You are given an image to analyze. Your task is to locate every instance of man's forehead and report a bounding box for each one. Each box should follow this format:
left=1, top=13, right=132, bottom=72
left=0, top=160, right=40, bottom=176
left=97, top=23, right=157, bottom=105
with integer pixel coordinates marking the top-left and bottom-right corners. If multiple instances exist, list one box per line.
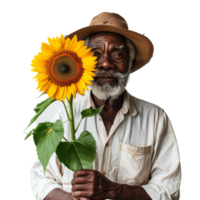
left=89, top=42, right=125, bottom=49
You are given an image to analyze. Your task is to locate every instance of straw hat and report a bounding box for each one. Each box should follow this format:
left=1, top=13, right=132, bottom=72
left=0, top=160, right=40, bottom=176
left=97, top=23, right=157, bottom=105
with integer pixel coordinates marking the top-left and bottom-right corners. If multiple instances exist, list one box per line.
left=67, top=12, right=154, bottom=73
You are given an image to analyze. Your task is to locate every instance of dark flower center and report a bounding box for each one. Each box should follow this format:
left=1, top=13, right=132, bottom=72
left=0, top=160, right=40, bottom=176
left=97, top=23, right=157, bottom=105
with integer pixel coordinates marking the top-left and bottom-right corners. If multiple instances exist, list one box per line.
left=60, top=64, right=70, bottom=73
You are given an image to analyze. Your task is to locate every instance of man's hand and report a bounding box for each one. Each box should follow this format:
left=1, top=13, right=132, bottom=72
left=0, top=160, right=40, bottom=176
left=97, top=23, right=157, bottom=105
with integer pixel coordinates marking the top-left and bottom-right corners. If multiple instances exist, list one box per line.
left=71, top=169, right=122, bottom=199
left=69, top=188, right=92, bottom=200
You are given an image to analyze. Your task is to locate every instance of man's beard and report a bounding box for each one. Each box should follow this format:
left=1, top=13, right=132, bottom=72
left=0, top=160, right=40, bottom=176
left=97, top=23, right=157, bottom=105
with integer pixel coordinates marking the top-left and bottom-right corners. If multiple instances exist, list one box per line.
left=91, top=70, right=130, bottom=104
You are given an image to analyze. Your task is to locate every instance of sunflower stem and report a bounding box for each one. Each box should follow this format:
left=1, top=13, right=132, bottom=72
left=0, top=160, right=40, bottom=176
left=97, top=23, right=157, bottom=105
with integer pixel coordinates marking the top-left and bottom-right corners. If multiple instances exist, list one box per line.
left=67, top=95, right=76, bottom=141
left=62, top=100, right=71, bottom=121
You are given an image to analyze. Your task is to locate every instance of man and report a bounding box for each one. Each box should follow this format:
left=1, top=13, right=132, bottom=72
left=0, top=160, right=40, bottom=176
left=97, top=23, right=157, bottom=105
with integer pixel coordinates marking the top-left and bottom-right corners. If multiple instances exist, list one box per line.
left=30, top=12, right=181, bottom=200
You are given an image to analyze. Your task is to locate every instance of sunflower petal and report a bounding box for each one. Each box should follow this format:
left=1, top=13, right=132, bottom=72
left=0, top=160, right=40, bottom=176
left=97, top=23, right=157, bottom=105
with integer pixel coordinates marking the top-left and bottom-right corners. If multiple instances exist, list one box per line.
left=55, top=86, right=61, bottom=101
left=51, top=35, right=61, bottom=51
left=33, top=73, right=48, bottom=81
left=84, top=70, right=96, bottom=77
left=64, top=37, right=70, bottom=51
left=83, top=72, right=94, bottom=80
left=62, top=86, right=68, bottom=102
left=81, top=76, right=93, bottom=86
left=29, top=52, right=47, bottom=64
left=41, top=42, right=54, bottom=57
left=48, top=83, right=57, bottom=98
left=66, top=86, right=72, bottom=101
left=28, top=58, right=47, bottom=68
left=60, top=34, right=65, bottom=50
left=70, top=35, right=78, bottom=51
left=75, top=82, right=84, bottom=96
left=78, top=48, right=93, bottom=58
left=47, top=37, right=57, bottom=52
left=31, top=67, right=47, bottom=73
left=79, top=79, right=89, bottom=91
left=70, top=84, right=76, bottom=99
left=37, top=78, right=49, bottom=90
left=82, top=58, right=97, bottom=68
left=39, top=80, right=51, bottom=93
left=73, top=40, right=85, bottom=53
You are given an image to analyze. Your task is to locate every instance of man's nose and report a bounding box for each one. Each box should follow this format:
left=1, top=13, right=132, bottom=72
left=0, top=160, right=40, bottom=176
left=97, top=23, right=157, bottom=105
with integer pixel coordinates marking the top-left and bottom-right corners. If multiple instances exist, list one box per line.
left=97, top=54, right=114, bottom=70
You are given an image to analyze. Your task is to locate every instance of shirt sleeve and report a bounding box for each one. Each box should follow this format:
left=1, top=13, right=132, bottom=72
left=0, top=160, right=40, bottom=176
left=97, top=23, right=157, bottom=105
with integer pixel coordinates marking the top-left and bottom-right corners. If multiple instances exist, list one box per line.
left=30, top=108, right=71, bottom=200
left=141, top=111, right=181, bottom=200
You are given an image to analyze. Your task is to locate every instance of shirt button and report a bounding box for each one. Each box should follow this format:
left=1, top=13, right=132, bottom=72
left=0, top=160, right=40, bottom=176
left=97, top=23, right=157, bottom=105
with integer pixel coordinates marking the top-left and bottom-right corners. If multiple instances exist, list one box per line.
left=102, top=171, right=106, bottom=175
left=99, top=118, right=102, bottom=121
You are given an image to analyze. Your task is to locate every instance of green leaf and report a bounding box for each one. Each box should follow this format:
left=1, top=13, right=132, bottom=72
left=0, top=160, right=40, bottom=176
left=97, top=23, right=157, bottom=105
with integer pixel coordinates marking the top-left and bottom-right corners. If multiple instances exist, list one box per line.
left=81, top=106, right=104, bottom=120
left=26, top=98, right=56, bottom=129
left=21, top=127, right=36, bottom=143
left=34, top=92, right=45, bottom=100
left=56, top=131, right=96, bottom=172
left=33, top=120, right=64, bottom=172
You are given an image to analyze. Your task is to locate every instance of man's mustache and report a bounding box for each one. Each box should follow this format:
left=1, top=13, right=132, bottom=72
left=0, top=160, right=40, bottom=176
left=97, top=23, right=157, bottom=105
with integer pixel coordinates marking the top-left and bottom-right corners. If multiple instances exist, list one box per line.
left=94, top=70, right=129, bottom=79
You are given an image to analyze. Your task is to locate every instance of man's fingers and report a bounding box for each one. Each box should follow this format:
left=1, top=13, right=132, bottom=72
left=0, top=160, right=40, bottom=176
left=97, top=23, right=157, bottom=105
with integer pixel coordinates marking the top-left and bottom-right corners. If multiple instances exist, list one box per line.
left=73, top=191, right=93, bottom=198
left=72, top=183, right=90, bottom=191
left=71, top=176, right=89, bottom=185
left=73, top=169, right=92, bottom=178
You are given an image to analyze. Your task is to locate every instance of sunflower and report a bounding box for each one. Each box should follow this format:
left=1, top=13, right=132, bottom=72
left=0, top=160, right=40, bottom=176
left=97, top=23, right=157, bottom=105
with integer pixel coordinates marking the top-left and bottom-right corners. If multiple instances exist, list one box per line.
left=31, top=34, right=97, bottom=101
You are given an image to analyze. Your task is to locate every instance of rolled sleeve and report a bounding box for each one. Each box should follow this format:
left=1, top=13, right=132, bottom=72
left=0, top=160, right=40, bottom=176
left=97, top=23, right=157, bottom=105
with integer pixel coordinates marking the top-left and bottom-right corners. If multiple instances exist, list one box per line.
left=30, top=156, right=63, bottom=200
left=141, top=111, right=181, bottom=200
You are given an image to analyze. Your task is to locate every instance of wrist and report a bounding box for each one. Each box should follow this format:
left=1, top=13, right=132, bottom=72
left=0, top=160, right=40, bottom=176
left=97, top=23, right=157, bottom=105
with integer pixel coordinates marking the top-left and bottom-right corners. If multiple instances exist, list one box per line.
left=106, top=182, right=127, bottom=199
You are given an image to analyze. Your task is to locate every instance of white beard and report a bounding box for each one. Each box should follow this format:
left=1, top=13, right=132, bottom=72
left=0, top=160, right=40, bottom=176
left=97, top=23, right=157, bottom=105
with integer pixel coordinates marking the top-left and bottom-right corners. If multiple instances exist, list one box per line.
left=91, top=70, right=130, bottom=104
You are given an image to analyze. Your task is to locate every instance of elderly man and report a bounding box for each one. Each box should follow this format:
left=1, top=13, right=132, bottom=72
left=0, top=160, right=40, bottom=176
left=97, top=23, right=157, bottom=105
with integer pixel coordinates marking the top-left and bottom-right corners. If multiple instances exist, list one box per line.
left=30, top=12, right=181, bottom=200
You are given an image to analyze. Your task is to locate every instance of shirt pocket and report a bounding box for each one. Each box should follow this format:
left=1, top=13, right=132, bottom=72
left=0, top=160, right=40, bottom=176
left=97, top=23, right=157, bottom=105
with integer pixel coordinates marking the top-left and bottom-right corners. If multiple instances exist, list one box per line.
left=116, top=141, right=151, bottom=186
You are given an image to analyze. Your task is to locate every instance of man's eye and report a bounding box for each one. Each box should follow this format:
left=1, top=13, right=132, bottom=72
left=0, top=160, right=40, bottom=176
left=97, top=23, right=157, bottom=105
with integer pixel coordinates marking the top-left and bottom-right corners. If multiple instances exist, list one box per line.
left=114, top=54, right=122, bottom=58
left=93, top=52, right=101, bottom=60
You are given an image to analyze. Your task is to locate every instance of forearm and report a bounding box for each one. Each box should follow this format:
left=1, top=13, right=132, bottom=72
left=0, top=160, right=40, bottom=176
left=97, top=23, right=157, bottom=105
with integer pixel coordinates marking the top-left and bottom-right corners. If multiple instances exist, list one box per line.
left=44, top=188, right=72, bottom=200
left=110, top=184, right=152, bottom=200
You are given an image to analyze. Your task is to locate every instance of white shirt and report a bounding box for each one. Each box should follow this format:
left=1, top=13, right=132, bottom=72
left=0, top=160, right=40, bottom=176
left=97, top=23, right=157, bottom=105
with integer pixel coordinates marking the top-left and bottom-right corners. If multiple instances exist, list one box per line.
left=30, top=90, right=181, bottom=200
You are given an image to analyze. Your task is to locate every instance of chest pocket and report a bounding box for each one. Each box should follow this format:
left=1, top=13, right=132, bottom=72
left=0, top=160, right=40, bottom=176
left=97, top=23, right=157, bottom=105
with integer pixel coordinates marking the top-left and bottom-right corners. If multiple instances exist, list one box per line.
left=116, top=141, right=151, bottom=186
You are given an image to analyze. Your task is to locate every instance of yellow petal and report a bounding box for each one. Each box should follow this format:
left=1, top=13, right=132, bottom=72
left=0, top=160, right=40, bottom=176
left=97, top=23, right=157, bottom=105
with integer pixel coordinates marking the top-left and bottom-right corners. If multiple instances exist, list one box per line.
left=70, top=84, right=76, bottom=99
left=33, top=73, right=48, bottom=81
left=78, top=48, right=93, bottom=58
left=28, top=58, right=47, bottom=68
left=81, top=76, right=93, bottom=86
left=47, top=37, right=57, bottom=51
left=80, top=79, right=89, bottom=91
left=41, top=42, right=54, bottom=57
left=40, top=81, right=51, bottom=95
left=64, top=37, right=70, bottom=51
left=69, top=35, right=78, bottom=51
left=31, top=67, right=47, bottom=73
left=37, top=78, right=49, bottom=89
left=29, top=52, right=47, bottom=64
left=82, top=72, right=94, bottom=81
left=51, top=35, right=61, bottom=51
left=82, top=58, right=97, bottom=68
left=83, top=52, right=96, bottom=59
left=73, top=40, right=85, bottom=53
left=75, top=82, right=84, bottom=96
left=84, top=70, right=96, bottom=77
left=48, top=83, right=57, bottom=98
left=60, top=34, right=65, bottom=50
left=66, top=86, right=72, bottom=101
left=62, top=86, right=68, bottom=102
left=55, top=86, right=61, bottom=101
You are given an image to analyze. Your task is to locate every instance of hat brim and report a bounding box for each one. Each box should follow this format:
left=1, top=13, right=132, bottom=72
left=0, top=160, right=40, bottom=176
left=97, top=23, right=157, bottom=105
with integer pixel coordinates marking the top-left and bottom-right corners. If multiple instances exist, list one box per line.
left=67, top=25, right=154, bottom=73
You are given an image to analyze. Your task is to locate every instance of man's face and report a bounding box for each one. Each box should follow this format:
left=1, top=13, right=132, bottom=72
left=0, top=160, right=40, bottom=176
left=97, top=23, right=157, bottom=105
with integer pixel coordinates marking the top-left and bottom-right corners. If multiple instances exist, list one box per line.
left=88, top=32, right=131, bottom=101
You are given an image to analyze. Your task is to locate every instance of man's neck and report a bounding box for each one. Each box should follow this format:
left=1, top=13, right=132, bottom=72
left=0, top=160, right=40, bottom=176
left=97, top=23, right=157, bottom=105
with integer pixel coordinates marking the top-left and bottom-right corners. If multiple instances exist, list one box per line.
left=92, top=92, right=124, bottom=112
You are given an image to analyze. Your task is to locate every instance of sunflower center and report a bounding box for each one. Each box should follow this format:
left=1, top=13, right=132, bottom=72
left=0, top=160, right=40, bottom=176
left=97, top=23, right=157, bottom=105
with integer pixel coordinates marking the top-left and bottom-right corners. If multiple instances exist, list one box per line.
left=46, top=51, right=84, bottom=87
left=60, top=64, right=70, bottom=73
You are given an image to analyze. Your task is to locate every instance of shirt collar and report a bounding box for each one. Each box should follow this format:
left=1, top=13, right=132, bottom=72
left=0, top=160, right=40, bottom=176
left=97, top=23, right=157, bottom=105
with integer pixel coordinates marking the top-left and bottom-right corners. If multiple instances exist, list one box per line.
left=83, top=90, right=137, bottom=117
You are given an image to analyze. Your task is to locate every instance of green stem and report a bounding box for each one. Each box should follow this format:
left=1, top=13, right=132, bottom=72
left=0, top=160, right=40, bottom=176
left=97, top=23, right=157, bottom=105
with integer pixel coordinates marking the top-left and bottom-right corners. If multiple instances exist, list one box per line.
left=67, top=95, right=76, bottom=141
left=61, top=96, right=76, bottom=141
left=75, top=119, right=82, bottom=134
left=62, top=120, right=69, bottom=124
left=62, top=100, right=70, bottom=121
